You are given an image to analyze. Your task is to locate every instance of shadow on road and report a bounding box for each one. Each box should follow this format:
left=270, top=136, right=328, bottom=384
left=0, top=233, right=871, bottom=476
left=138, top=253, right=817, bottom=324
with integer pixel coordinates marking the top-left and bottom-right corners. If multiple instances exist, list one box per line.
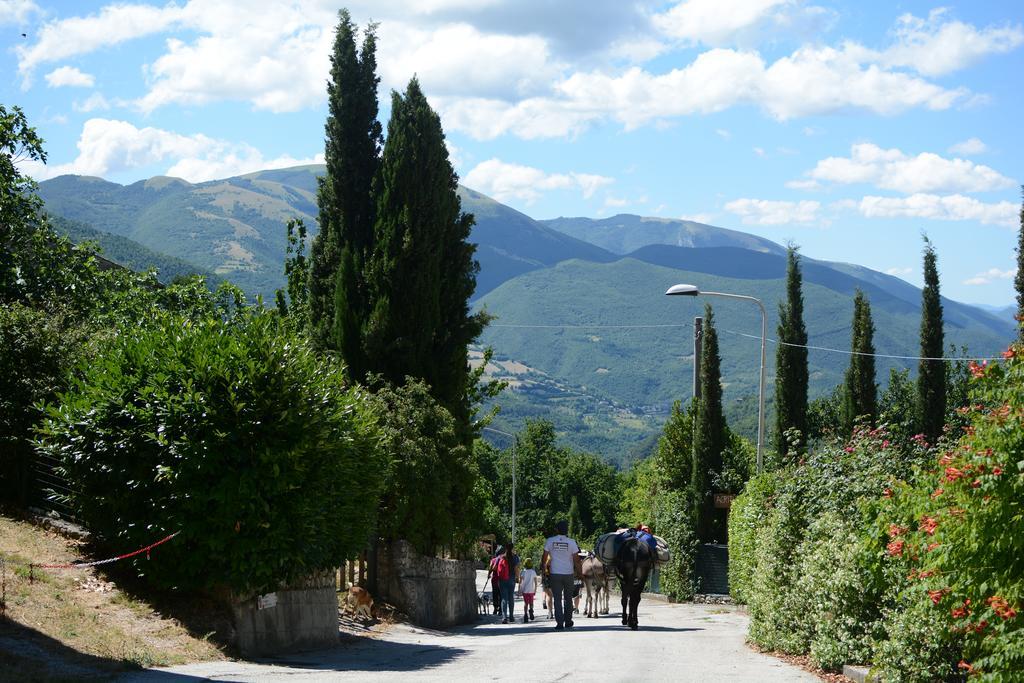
left=256, top=638, right=469, bottom=673
left=456, top=621, right=704, bottom=636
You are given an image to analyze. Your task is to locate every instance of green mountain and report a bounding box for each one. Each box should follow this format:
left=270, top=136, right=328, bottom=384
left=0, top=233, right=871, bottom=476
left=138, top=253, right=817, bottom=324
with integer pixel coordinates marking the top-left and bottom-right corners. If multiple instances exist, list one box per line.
left=37, top=166, right=1016, bottom=465
left=474, top=256, right=1013, bottom=465
left=48, top=214, right=219, bottom=285
left=541, top=214, right=786, bottom=255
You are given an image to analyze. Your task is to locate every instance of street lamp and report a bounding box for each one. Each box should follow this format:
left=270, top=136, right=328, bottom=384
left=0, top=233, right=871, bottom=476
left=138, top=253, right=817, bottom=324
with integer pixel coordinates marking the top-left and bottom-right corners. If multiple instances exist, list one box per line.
left=482, top=426, right=517, bottom=545
left=665, top=283, right=767, bottom=474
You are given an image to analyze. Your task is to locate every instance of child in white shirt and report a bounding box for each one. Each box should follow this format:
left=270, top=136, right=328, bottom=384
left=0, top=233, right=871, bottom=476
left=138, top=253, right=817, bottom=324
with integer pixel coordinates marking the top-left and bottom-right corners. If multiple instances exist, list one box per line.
left=519, top=557, right=538, bottom=623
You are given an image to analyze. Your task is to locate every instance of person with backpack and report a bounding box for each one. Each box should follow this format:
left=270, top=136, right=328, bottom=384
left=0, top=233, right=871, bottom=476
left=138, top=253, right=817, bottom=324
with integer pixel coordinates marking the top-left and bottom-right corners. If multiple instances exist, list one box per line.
left=495, top=543, right=521, bottom=624
left=542, top=520, right=581, bottom=630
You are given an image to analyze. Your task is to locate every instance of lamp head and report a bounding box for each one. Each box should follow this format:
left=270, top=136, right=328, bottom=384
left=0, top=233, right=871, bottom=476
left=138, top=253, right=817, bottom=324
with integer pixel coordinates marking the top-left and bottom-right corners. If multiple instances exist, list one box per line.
left=665, top=283, right=700, bottom=296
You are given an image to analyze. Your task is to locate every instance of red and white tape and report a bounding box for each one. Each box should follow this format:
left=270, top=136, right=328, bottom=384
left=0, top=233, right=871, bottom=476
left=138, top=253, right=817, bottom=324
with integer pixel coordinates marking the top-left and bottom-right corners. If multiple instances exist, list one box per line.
left=31, top=531, right=180, bottom=572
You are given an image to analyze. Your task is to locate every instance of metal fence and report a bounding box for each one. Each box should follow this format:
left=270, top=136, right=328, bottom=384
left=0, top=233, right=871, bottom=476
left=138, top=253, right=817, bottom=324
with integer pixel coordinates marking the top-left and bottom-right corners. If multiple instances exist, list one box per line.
left=32, top=451, right=79, bottom=521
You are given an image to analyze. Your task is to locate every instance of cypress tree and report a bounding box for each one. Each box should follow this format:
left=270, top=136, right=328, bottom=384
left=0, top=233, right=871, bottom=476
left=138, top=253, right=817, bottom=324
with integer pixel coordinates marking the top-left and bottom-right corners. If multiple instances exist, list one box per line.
left=917, top=237, right=946, bottom=443
left=568, top=496, right=582, bottom=540
left=691, top=303, right=726, bottom=542
left=308, top=9, right=382, bottom=366
left=774, top=246, right=809, bottom=459
left=842, top=290, right=877, bottom=433
left=363, top=78, right=487, bottom=423
left=1015, top=186, right=1024, bottom=339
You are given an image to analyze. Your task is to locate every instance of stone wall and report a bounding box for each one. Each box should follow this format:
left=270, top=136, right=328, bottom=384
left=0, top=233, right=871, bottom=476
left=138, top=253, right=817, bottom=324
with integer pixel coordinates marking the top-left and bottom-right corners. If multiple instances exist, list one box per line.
left=377, top=540, right=478, bottom=629
left=230, top=570, right=338, bottom=657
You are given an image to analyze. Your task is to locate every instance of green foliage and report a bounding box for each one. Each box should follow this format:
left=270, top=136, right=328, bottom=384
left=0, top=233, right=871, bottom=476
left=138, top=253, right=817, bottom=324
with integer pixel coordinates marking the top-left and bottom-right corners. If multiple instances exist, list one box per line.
left=567, top=496, right=582, bottom=539
left=475, top=420, right=620, bottom=544
left=808, top=384, right=844, bottom=444
left=653, top=489, right=697, bottom=601
left=727, top=471, right=777, bottom=605
left=655, top=400, right=694, bottom=490
left=1, top=104, right=46, bottom=299
left=371, top=379, right=477, bottom=555
left=774, top=246, right=810, bottom=458
left=842, top=290, right=877, bottom=433
left=617, top=454, right=659, bottom=528
left=692, top=304, right=727, bottom=541
left=880, top=368, right=917, bottom=444
left=308, top=9, right=382, bottom=353
left=916, top=237, right=946, bottom=443
left=37, top=309, right=383, bottom=595
left=0, top=303, right=87, bottom=505
left=276, top=218, right=310, bottom=330
left=364, top=77, right=487, bottom=425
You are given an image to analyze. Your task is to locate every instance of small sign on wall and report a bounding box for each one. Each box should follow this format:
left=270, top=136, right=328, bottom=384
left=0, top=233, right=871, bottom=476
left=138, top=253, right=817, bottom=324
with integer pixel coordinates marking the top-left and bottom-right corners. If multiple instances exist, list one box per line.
left=257, top=592, right=278, bottom=610
left=714, top=494, right=736, bottom=509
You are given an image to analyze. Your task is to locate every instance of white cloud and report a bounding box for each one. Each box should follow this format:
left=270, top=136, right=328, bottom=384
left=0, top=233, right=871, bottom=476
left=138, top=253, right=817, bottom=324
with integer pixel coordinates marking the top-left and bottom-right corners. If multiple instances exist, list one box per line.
left=652, top=0, right=833, bottom=48
left=804, top=143, right=1014, bottom=194
left=0, top=0, right=38, bottom=25
left=885, top=267, right=913, bottom=277
left=857, top=194, right=1018, bottom=227
left=715, top=128, right=731, bottom=139
left=964, top=268, right=1017, bottom=286
left=18, top=118, right=324, bottom=183
left=948, top=137, right=987, bottom=156
left=604, top=196, right=628, bottom=208
left=882, top=9, right=1024, bottom=77
left=785, top=179, right=820, bottom=191
left=724, top=198, right=820, bottom=225
left=44, top=66, right=95, bottom=88
left=462, top=158, right=613, bottom=204
left=73, top=93, right=111, bottom=113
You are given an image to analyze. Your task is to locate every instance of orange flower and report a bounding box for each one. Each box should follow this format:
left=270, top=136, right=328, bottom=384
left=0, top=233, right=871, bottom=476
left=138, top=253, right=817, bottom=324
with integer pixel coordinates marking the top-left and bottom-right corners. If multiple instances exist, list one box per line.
left=931, top=488, right=945, bottom=499
left=919, top=516, right=939, bottom=535
left=958, top=660, right=974, bottom=673
left=1003, top=346, right=1016, bottom=360
left=927, top=542, right=941, bottom=552
left=971, top=478, right=981, bottom=489
left=943, top=467, right=964, bottom=483
left=882, top=488, right=893, bottom=499
left=993, top=466, right=1003, bottom=476
left=889, top=523, right=907, bottom=537
left=886, top=539, right=905, bottom=557
left=928, top=589, right=948, bottom=605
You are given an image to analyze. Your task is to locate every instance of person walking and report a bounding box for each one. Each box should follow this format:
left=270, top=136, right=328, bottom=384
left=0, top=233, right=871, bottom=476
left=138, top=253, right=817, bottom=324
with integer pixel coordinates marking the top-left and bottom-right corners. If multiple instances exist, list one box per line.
left=542, top=520, right=581, bottom=630
left=486, top=546, right=504, bottom=615
left=519, top=557, right=538, bottom=623
left=496, top=543, right=521, bottom=624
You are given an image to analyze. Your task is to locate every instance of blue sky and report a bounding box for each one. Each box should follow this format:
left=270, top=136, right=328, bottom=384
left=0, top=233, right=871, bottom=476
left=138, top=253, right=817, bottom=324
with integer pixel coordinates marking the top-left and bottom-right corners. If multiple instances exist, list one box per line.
left=2, top=0, right=1022, bottom=305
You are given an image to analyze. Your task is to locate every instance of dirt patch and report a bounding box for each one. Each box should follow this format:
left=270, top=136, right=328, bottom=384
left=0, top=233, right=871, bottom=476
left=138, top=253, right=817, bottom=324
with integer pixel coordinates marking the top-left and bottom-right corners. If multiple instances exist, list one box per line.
left=750, top=643, right=854, bottom=683
left=0, top=515, right=226, bottom=680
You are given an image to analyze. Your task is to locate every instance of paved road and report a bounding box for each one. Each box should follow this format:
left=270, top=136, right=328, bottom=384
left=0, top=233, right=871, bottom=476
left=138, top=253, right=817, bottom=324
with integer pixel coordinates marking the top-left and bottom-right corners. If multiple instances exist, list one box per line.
left=121, top=596, right=818, bottom=682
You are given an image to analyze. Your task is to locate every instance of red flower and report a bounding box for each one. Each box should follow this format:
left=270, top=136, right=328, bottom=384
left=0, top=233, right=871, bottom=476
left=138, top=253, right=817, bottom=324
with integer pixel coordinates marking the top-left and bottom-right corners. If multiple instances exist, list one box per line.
left=943, top=467, right=964, bottom=483
left=987, top=596, right=1017, bottom=619
left=951, top=599, right=972, bottom=619
left=919, top=516, right=939, bottom=535
left=886, top=539, right=905, bottom=557
left=938, top=453, right=955, bottom=466
left=882, top=488, right=893, bottom=499
left=1003, top=346, right=1016, bottom=360
left=918, top=569, right=936, bottom=579
left=958, top=660, right=974, bottom=673
left=993, top=466, right=1003, bottom=476
left=971, top=478, right=981, bottom=489
left=928, top=589, right=948, bottom=605
left=931, top=488, right=945, bottom=499
left=969, top=361, right=987, bottom=378
left=889, top=523, right=907, bottom=537
left=927, top=542, right=941, bottom=552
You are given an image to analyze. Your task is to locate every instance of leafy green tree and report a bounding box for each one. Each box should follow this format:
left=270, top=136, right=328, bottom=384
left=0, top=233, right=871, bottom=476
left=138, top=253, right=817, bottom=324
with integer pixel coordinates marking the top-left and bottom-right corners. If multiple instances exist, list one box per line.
left=308, top=9, right=382, bottom=362
left=276, top=218, right=310, bottom=329
left=774, top=245, right=809, bottom=458
left=842, top=290, right=877, bottom=433
left=1016, top=186, right=1024, bottom=339
left=808, top=384, right=844, bottom=443
left=916, top=237, right=946, bottom=443
left=364, top=77, right=487, bottom=425
left=692, top=303, right=727, bottom=542
left=880, top=368, right=916, bottom=443
left=656, top=400, right=695, bottom=491
left=38, top=309, right=383, bottom=594
left=372, top=379, right=475, bottom=554
left=1, top=104, right=46, bottom=301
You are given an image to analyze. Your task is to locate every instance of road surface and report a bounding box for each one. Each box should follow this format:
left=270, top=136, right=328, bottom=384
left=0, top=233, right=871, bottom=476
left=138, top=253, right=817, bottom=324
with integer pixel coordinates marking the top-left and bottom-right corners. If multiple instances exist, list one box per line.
left=120, top=594, right=819, bottom=682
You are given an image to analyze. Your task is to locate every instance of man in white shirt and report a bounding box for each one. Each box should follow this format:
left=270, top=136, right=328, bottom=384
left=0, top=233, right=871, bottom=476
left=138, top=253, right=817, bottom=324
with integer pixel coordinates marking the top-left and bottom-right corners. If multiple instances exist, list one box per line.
left=542, top=520, right=582, bottom=630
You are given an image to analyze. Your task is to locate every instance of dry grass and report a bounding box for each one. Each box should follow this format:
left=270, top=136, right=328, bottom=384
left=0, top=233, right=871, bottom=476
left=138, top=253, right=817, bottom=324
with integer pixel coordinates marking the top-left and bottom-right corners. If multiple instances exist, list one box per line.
left=0, top=515, right=226, bottom=680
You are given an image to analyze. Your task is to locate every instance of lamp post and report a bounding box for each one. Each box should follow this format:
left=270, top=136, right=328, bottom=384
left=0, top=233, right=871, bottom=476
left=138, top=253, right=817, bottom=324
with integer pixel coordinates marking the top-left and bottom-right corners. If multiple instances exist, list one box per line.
left=483, top=426, right=517, bottom=545
left=665, top=284, right=767, bottom=474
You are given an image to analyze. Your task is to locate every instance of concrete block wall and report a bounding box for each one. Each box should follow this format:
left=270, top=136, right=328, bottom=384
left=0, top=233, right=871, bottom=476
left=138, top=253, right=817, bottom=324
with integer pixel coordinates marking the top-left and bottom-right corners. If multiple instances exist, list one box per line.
left=378, top=540, right=478, bottom=629
left=230, top=569, right=339, bottom=657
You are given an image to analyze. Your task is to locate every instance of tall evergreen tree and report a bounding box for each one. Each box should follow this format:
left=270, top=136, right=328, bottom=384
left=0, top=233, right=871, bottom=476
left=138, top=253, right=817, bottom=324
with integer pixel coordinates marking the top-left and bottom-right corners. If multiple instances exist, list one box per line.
left=1015, top=186, right=1024, bottom=339
left=567, top=496, right=582, bottom=540
left=691, top=304, right=726, bottom=542
left=363, top=78, right=487, bottom=424
left=307, top=9, right=382, bottom=366
left=917, top=237, right=946, bottom=443
left=842, top=290, right=877, bottom=433
left=774, top=246, right=809, bottom=458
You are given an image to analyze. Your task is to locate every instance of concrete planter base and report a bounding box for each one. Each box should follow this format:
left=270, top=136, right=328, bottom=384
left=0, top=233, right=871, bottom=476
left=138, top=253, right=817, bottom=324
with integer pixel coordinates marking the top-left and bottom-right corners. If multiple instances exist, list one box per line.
left=230, top=570, right=339, bottom=657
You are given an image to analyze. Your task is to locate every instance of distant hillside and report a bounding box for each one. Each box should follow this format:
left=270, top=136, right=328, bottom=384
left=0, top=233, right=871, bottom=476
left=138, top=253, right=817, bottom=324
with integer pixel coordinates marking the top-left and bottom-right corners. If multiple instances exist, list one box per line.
left=475, top=257, right=1013, bottom=463
left=38, top=167, right=617, bottom=301
left=49, top=214, right=219, bottom=285
left=541, top=214, right=786, bottom=255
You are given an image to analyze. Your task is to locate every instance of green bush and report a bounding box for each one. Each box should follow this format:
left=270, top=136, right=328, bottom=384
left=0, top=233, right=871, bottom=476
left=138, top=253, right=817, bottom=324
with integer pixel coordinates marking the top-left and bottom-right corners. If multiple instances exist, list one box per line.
left=38, top=309, right=382, bottom=595
left=654, top=489, right=697, bottom=601
left=727, top=471, right=777, bottom=605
